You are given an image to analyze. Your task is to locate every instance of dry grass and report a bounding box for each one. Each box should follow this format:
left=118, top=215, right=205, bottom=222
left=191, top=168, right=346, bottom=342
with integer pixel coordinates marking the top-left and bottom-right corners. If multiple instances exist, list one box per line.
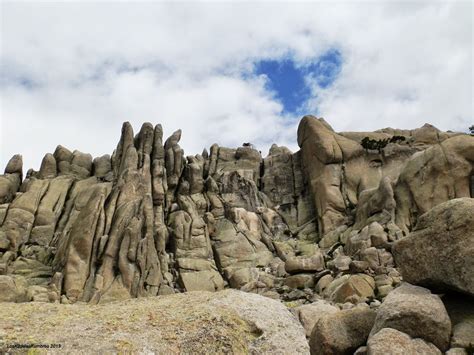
left=0, top=291, right=260, bottom=354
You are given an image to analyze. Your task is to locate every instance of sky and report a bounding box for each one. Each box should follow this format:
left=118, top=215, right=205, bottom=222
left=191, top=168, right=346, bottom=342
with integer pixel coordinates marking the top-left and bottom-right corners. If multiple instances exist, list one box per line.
left=1, top=1, right=472, bottom=172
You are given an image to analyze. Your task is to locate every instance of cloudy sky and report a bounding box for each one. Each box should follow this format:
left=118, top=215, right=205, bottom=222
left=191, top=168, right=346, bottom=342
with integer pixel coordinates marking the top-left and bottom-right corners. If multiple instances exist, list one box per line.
left=1, top=1, right=472, bottom=171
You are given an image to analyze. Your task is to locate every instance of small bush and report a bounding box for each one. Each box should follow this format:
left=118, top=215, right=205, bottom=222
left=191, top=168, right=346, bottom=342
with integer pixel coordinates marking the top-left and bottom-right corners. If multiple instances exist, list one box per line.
left=361, top=135, right=406, bottom=152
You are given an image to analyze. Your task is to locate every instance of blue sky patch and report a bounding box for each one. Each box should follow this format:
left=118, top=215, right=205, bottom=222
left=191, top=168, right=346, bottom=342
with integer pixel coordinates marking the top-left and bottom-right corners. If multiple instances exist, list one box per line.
left=18, top=78, right=37, bottom=89
left=254, top=49, right=342, bottom=114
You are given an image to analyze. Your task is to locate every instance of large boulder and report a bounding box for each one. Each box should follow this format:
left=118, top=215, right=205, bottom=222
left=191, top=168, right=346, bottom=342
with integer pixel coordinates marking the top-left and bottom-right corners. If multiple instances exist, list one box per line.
left=393, top=198, right=474, bottom=296
left=293, top=300, right=339, bottom=337
left=370, top=283, right=451, bottom=351
left=323, top=274, right=375, bottom=304
left=0, top=155, right=23, bottom=205
left=178, top=270, right=225, bottom=292
left=38, top=153, right=57, bottom=179
left=285, top=253, right=325, bottom=274
left=395, top=135, right=474, bottom=232
left=0, top=289, right=309, bottom=354
left=309, top=304, right=376, bottom=355
left=367, top=328, right=441, bottom=355
left=0, top=275, right=28, bottom=302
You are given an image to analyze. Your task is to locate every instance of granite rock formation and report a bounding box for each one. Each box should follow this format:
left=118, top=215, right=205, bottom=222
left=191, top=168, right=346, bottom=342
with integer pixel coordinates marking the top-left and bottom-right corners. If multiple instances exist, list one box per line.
left=393, top=198, right=474, bottom=296
left=0, top=115, right=473, bottom=353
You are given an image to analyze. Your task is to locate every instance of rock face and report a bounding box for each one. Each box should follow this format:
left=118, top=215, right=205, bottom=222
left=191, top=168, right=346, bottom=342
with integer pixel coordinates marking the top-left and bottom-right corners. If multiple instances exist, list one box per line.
left=297, top=116, right=471, bottom=236
left=393, top=198, right=474, bottom=296
left=0, top=120, right=321, bottom=305
left=394, top=135, right=474, bottom=233
left=0, top=289, right=309, bottom=354
left=1, top=115, right=473, bottom=353
left=0, top=115, right=472, bottom=314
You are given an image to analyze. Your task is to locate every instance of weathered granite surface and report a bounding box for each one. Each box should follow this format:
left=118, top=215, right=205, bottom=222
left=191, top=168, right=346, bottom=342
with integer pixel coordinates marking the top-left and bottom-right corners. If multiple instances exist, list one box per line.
left=0, top=116, right=472, bottom=306
left=1, top=115, right=473, bottom=354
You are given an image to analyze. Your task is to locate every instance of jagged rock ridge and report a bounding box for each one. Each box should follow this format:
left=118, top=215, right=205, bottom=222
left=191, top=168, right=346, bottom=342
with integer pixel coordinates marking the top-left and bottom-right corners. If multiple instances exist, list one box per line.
left=0, top=116, right=472, bottom=308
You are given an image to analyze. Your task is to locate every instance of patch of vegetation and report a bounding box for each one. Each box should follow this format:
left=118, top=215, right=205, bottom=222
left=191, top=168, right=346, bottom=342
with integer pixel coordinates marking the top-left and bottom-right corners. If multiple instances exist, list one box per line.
left=361, top=135, right=406, bottom=152
left=283, top=301, right=300, bottom=308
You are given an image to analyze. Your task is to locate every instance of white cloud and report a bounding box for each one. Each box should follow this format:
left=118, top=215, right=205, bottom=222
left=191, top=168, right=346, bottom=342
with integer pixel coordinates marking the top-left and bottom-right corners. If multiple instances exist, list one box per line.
left=310, top=1, right=473, bottom=133
left=1, top=1, right=472, bottom=171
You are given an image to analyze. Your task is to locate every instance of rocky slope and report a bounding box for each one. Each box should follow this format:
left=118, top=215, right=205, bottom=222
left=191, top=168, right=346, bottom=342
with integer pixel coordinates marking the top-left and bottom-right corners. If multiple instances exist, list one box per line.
left=0, top=289, right=309, bottom=354
left=0, top=115, right=473, bottom=354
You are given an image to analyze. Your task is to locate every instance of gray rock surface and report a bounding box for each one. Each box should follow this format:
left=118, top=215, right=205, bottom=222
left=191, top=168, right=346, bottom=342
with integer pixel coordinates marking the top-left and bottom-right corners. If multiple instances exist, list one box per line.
left=1, top=115, right=473, bottom=353
left=393, top=198, right=474, bottom=296
left=370, top=283, right=452, bottom=351
left=293, top=300, right=339, bottom=337
left=0, top=275, right=27, bottom=302
left=0, top=116, right=472, bottom=353
left=367, top=328, right=441, bottom=355
left=210, top=289, right=310, bottom=354
left=309, top=304, right=376, bottom=355
left=0, top=289, right=309, bottom=354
